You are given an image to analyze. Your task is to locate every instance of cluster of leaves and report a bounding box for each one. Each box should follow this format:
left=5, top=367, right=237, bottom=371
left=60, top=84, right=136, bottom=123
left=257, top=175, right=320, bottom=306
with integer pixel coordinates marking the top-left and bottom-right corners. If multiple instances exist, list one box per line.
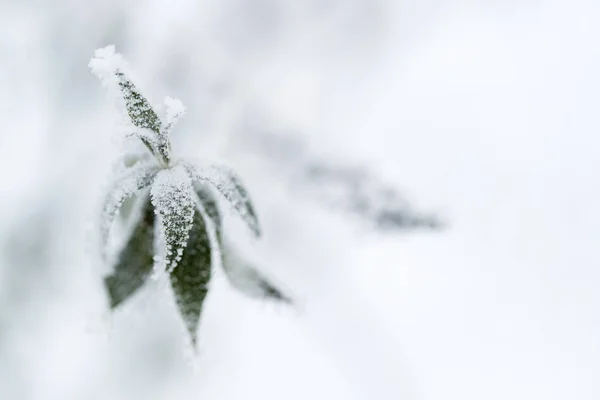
left=90, top=46, right=289, bottom=346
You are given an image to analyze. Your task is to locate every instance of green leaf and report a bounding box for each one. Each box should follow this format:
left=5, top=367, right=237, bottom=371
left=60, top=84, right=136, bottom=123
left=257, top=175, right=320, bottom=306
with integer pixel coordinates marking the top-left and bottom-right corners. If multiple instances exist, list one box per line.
left=115, top=70, right=161, bottom=134
left=184, top=162, right=261, bottom=237
left=104, top=196, right=155, bottom=309
left=170, top=208, right=212, bottom=346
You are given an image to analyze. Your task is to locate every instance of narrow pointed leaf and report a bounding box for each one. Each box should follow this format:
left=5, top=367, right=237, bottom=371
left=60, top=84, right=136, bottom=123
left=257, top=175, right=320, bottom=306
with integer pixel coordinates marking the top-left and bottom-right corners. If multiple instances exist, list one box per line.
left=115, top=71, right=161, bottom=134
left=104, top=196, right=155, bottom=308
left=100, top=162, right=159, bottom=260
left=151, top=166, right=195, bottom=272
left=220, top=237, right=291, bottom=303
left=170, top=209, right=212, bottom=346
left=183, top=162, right=261, bottom=237
left=115, top=70, right=171, bottom=165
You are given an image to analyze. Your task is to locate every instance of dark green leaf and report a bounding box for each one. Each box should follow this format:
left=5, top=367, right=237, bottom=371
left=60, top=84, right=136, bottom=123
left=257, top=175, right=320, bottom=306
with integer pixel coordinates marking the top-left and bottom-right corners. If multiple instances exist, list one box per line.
left=104, top=196, right=155, bottom=309
left=115, top=70, right=161, bottom=134
left=170, top=209, right=212, bottom=346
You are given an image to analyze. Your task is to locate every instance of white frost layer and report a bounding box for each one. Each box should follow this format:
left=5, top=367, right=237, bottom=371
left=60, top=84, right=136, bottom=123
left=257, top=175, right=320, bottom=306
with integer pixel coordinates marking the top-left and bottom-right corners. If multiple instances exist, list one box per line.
left=150, top=165, right=195, bottom=275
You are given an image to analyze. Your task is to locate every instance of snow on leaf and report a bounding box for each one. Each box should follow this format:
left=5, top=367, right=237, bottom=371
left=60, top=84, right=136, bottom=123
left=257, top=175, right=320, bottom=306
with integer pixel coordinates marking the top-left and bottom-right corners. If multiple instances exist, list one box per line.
left=104, top=195, right=155, bottom=309
left=100, top=162, right=159, bottom=260
left=170, top=207, right=212, bottom=347
left=220, top=237, right=291, bottom=303
left=183, top=162, right=261, bottom=237
left=150, top=165, right=195, bottom=273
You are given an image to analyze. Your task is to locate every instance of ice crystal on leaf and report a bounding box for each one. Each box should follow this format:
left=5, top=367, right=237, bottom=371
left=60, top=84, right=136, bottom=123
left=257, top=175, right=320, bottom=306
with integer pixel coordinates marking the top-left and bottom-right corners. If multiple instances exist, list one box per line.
left=150, top=166, right=195, bottom=273
left=91, top=46, right=290, bottom=347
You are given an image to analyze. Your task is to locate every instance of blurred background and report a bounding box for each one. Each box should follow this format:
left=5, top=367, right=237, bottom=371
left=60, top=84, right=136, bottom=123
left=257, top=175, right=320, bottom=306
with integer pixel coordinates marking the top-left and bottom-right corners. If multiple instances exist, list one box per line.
left=1, top=0, right=600, bottom=399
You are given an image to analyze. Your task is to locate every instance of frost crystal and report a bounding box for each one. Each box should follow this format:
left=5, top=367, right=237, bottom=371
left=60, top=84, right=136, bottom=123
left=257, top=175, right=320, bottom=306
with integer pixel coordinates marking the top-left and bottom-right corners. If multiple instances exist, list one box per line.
left=163, top=96, right=186, bottom=133
left=151, top=165, right=195, bottom=273
left=88, top=45, right=125, bottom=87
left=100, top=162, right=159, bottom=260
left=183, top=162, right=261, bottom=237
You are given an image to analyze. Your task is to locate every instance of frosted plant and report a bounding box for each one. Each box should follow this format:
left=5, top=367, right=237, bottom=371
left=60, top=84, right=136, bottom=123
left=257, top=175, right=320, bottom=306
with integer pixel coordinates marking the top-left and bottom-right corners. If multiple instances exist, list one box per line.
left=90, top=46, right=290, bottom=346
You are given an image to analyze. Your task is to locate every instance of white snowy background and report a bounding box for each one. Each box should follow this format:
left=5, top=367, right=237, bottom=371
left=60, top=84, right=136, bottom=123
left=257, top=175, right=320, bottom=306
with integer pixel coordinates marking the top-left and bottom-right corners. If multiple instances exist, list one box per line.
left=1, top=0, right=599, bottom=399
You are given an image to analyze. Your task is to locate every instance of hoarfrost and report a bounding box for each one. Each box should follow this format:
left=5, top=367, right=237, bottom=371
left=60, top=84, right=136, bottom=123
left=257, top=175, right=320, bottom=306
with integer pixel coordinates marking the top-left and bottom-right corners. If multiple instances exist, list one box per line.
left=150, top=165, right=195, bottom=274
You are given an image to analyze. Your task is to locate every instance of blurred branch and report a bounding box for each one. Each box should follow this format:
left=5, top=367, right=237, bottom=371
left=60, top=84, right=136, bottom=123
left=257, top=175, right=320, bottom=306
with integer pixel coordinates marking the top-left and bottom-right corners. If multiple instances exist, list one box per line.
left=229, top=126, right=444, bottom=233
